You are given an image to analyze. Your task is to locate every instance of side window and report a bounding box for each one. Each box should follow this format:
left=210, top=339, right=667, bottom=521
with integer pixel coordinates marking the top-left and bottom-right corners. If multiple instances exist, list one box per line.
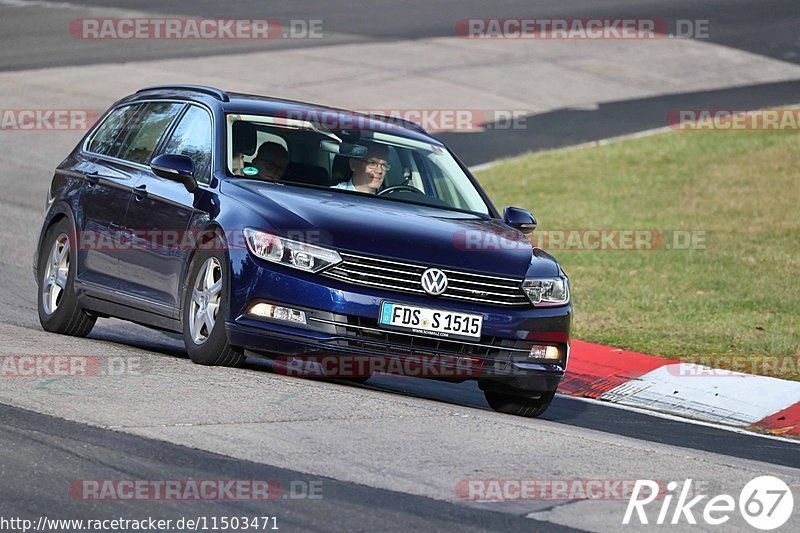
left=378, top=146, right=403, bottom=187
left=86, top=104, right=141, bottom=157
left=116, top=102, right=184, bottom=165
left=160, top=105, right=213, bottom=184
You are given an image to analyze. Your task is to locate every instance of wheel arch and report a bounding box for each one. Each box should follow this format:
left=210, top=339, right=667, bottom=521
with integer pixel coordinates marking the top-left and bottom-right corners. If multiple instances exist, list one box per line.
left=33, top=204, right=77, bottom=282
left=179, top=222, right=231, bottom=323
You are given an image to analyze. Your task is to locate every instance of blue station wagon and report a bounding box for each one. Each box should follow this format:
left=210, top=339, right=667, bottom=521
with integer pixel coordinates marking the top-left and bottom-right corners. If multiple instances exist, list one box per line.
left=34, top=85, right=571, bottom=417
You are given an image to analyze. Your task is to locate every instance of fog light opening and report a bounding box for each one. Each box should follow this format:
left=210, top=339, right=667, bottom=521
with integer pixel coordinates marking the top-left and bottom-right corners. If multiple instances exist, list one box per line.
left=248, top=302, right=307, bottom=324
left=529, top=345, right=560, bottom=360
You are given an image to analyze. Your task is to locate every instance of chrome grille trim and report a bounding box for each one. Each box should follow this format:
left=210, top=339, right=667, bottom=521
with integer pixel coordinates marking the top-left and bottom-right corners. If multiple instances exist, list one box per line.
left=324, top=271, right=426, bottom=295
left=323, top=252, right=530, bottom=307
left=339, top=252, right=425, bottom=270
left=332, top=265, right=419, bottom=286
left=439, top=268, right=520, bottom=284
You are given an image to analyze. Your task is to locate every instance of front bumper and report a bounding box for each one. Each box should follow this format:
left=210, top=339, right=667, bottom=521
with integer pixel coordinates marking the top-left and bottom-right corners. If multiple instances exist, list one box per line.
left=226, top=255, right=571, bottom=393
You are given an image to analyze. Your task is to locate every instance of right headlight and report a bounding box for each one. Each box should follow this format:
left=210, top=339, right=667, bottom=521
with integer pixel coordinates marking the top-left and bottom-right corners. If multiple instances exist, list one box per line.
left=243, top=228, right=341, bottom=273
left=522, top=276, right=569, bottom=306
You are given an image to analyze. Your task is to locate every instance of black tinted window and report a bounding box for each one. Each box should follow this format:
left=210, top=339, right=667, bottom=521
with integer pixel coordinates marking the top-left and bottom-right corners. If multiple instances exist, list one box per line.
left=116, top=102, right=183, bottom=165
left=160, top=105, right=213, bottom=184
left=87, top=104, right=141, bottom=157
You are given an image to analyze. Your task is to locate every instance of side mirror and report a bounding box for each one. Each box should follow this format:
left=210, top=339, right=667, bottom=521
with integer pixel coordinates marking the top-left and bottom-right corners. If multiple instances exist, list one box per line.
left=150, top=154, right=198, bottom=192
left=504, top=206, right=537, bottom=234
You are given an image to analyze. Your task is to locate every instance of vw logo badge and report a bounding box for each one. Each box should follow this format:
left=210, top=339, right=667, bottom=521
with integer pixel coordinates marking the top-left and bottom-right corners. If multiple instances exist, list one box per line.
left=421, top=268, right=448, bottom=296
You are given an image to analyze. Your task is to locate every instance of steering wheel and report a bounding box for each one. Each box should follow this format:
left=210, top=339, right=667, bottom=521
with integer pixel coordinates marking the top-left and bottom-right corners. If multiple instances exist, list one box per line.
left=377, top=185, right=425, bottom=197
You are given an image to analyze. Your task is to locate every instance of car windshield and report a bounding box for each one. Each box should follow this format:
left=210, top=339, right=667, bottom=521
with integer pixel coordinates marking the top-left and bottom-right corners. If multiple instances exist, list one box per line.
left=226, top=113, right=492, bottom=216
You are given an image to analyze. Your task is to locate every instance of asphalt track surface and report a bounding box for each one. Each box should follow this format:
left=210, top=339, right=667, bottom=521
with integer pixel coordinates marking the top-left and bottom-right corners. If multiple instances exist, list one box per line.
left=0, top=1, right=799, bottom=531
left=3, top=0, right=799, bottom=70
left=2, top=0, right=800, bottom=163
left=0, top=404, right=577, bottom=532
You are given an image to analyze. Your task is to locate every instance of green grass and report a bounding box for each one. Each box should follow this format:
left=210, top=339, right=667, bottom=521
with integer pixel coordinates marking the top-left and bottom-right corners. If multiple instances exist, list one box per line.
left=476, top=130, right=800, bottom=374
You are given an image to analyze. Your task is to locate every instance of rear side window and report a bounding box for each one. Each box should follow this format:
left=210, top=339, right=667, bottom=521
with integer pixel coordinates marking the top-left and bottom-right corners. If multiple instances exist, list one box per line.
left=86, top=104, right=141, bottom=157
left=159, top=105, right=213, bottom=184
left=116, top=102, right=184, bottom=165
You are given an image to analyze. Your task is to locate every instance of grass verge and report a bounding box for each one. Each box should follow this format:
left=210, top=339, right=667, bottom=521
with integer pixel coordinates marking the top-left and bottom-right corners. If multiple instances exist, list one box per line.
left=476, top=129, right=799, bottom=378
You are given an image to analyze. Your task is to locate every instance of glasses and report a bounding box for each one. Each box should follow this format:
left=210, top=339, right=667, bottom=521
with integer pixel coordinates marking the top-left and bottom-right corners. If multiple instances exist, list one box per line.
left=364, top=159, right=391, bottom=172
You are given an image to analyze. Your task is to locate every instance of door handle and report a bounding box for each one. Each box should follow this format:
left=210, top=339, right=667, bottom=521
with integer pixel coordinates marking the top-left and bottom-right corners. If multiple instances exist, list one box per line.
left=133, top=184, right=148, bottom=200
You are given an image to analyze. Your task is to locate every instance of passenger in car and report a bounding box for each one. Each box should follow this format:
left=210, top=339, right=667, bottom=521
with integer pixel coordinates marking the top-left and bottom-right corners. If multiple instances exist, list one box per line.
left=332, top=143, right=389, bottom=194
left=232, top=152, right=245, bottom=176
left=252, top=142, right=289, bottom=181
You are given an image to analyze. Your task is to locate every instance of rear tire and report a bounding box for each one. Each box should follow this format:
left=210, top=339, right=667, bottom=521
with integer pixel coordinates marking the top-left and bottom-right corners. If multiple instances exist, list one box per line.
left=484, top=389, right=556, bottom=418
left=182, top=243, right=244, bottom=367
left=37, top=218, right=96, bottom=337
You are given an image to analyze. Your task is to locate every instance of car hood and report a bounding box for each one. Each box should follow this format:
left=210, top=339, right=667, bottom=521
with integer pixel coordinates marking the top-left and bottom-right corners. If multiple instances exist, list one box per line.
left=223, top=180, right=560, bottom=278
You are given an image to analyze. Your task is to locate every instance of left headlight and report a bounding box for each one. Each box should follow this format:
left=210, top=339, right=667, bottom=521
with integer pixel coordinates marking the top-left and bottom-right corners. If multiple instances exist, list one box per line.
left=522, top=276, right=569, bottom=306
left=243, top=228, right=342, bottom=273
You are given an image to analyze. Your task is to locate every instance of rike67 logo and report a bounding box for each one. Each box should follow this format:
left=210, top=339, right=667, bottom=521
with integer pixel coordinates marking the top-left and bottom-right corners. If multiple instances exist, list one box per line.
left=624, top=476, right=794, bottom=530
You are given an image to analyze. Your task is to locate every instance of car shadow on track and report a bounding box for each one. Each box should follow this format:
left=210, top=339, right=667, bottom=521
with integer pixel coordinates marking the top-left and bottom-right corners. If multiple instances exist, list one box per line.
left=88, top=322, right=588, bottom=421
left=242, top=354, right=589, bottom=422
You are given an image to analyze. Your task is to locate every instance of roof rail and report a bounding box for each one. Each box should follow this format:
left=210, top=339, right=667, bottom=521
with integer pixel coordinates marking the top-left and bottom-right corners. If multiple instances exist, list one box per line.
left=136, top=84, right=230, bottom=102
left=365, top=113, right=428, bottom=135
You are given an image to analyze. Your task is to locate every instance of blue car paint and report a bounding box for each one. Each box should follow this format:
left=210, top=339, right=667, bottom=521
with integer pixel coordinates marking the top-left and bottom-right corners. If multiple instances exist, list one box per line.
left=34, top=86, right=571, bottom=396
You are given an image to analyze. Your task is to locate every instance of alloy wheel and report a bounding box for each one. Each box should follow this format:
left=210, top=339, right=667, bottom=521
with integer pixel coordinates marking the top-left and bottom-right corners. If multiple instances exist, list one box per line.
left=189, top=257, right=223, bottom=344
left=41, top=233, right=70, bottom=315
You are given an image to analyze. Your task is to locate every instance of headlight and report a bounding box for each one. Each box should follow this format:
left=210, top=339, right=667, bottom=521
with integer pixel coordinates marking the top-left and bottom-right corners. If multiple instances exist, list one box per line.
left=243, top=228, right=341, bottom=273
left=522, top=276, right=569, bottom=306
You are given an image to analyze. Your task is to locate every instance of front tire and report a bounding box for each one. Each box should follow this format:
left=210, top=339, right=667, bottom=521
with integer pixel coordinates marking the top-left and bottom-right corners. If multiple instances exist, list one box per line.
left=37, top=218, right=96, bottom=337
left=484, top=389, right=556, bottom=418
left=182, top=244, right=244, bottom=367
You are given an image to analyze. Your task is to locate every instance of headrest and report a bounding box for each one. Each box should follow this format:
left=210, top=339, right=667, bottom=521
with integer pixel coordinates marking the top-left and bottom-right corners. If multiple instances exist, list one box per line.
left=331, top=154, right=353, bottom=183
left=232, top=121, right=257, bottom=156
left=283, top=162, right=330, bottom=186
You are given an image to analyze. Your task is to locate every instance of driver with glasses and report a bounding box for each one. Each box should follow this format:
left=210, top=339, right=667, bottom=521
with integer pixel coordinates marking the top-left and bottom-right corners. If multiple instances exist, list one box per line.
left=332, top=142, right=390, bottom=194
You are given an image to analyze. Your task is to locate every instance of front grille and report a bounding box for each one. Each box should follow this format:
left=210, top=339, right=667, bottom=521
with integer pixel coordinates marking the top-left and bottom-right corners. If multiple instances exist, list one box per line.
left=322, top=252, right=530, bottom=307
left=310, top=315, right=537, bottom=362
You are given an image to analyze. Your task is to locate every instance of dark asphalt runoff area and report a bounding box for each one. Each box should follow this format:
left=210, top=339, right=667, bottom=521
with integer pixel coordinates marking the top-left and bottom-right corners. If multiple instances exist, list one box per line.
left=0, top=403, right=578, bottom=533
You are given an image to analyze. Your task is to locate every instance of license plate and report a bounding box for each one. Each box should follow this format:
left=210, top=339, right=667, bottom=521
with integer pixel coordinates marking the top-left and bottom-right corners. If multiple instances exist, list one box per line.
left=378, top=302, right=483, bottom=341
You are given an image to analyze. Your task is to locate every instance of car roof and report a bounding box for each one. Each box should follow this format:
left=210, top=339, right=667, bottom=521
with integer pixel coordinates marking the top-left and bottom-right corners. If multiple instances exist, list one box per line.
left=130, top=85, right=441, bottom=145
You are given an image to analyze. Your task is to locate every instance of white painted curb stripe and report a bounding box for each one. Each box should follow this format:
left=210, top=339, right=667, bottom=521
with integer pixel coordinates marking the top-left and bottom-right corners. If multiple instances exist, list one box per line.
left=599, top=364, right=800, bottom=427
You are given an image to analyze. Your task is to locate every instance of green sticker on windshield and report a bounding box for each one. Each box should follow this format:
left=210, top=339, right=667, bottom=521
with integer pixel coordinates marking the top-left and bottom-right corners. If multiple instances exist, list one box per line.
left=242, top=166, right=259, bottom=176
